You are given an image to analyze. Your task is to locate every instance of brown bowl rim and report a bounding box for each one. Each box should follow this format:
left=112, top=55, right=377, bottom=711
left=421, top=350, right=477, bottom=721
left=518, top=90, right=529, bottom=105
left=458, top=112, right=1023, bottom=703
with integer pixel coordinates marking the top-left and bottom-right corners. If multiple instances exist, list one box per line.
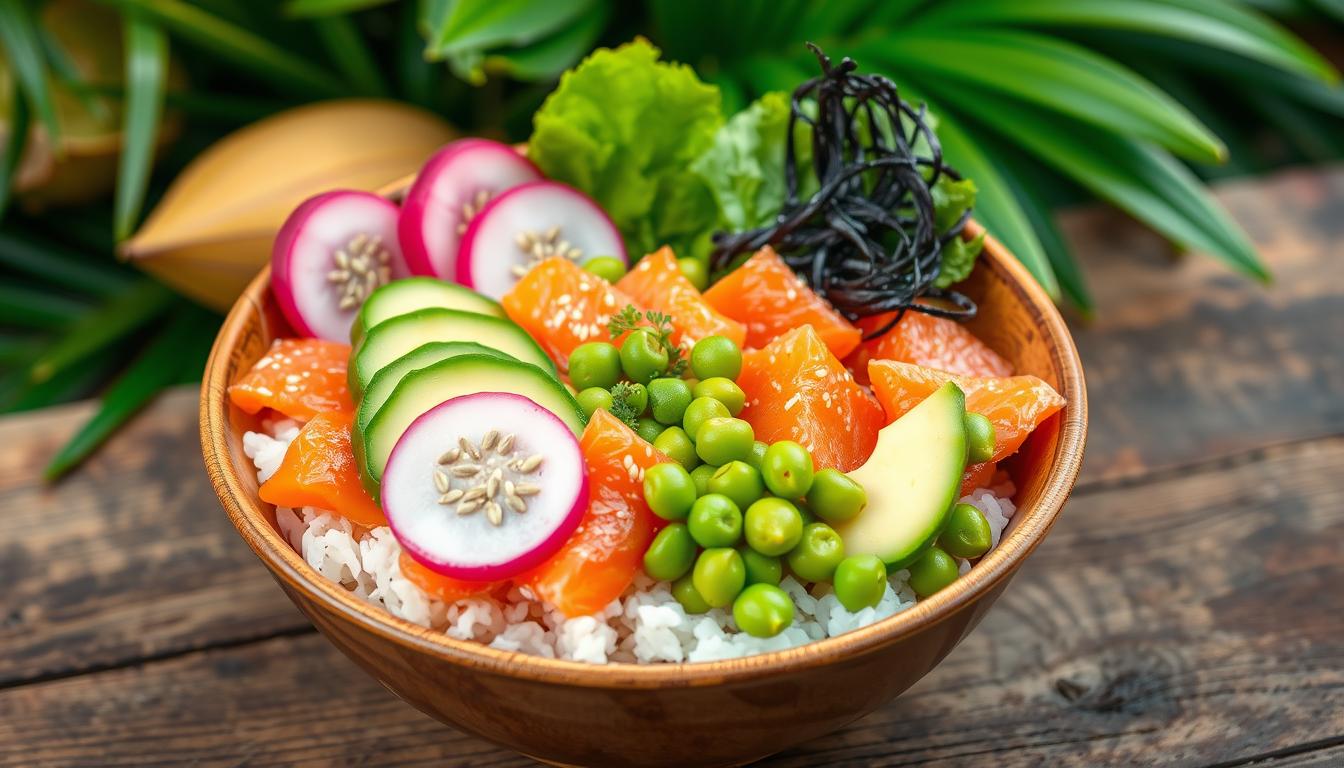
left=201, top=221, right=1087, bottom=689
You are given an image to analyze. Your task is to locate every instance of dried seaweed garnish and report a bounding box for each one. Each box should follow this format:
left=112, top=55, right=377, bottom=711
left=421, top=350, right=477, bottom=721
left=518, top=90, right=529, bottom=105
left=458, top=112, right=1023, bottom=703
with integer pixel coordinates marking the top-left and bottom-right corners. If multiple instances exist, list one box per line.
left=709, top=44, right=976, bottom=338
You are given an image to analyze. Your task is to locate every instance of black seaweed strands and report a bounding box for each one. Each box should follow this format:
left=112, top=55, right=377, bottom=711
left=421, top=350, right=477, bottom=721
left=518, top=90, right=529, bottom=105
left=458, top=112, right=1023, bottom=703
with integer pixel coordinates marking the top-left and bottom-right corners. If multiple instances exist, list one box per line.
left=709, top=44, right=976, bottom=339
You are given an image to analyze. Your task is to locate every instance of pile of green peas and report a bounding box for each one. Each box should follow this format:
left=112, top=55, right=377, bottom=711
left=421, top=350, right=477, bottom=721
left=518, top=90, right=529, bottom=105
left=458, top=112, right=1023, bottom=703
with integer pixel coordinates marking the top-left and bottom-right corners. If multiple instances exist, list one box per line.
left=614, top=331, right=893, bottom=639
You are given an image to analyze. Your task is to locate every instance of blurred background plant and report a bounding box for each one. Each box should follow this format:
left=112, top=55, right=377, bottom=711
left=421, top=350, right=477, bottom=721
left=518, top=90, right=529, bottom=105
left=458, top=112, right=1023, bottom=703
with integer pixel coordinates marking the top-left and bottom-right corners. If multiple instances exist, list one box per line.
left=2, top=0, right=1341, bottom=477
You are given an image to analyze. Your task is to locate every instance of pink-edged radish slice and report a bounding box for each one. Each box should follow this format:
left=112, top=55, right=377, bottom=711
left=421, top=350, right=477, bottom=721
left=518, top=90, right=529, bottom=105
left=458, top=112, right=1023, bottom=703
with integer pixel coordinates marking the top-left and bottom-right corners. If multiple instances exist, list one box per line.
left=272, top=190, right=409, bottom=341
left=457, top=180, right=625, bottom=300
left=383, top=391, right=588, bottom=581
left=398, top=139, right=542, bottom=279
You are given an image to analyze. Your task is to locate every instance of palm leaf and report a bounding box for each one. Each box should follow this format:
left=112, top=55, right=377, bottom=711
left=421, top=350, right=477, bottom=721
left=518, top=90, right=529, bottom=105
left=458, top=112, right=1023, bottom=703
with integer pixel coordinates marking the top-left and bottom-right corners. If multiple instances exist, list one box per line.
left=100, top=0, right=346, bottom=97
left=26, top=278, right=175, bottom=385
left=0, top=230, right=134, bottom=297
left=481, top=2, right=609, bottom=81
left=912, top=0, right=1337, bottom=84
left=44, top=303, right=217, bottom=480
left=931, top=81, right=1269, bottom=281
left=313, top=14, right=390, bottom=96
left=0, top=0, right=60, bottom=145
left=876, top=28, right=1226, bottom=163
left=0, top=70, right=28, bottom=219
left=114, top=16, right=168, bottom=241
left=0, top=284, right=88, bottom=330
left=425, top=0, right=592, bottom=59
left=989, top=143, right=1095, bottom=311
left=284, top=0, right=396, bottom=17
left=897, top=85, right=1061, bottom=299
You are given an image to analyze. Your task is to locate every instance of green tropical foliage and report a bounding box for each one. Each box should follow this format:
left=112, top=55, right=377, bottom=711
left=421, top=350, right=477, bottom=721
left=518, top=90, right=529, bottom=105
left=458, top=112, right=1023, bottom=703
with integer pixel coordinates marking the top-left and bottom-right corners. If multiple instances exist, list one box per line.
left=2, top=0, right=1342, bottom=476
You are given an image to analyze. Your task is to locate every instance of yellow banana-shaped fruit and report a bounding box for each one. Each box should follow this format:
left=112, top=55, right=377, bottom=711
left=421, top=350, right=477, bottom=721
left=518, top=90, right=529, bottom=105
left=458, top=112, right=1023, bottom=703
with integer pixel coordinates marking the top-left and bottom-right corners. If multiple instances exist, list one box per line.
left=121, top=99, right=456, bottom=310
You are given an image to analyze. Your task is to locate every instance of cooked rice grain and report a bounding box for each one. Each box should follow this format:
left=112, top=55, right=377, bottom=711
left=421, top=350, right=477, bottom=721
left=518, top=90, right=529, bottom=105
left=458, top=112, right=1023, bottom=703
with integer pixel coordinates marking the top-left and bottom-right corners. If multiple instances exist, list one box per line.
left=245, top=427, right=1016, bottom=664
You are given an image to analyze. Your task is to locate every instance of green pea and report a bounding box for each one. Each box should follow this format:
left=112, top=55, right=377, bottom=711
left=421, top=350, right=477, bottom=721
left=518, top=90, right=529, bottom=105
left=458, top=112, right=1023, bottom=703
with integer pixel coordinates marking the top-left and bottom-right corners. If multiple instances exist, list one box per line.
left=695, top=417, right=755, bottom=466
left=907, top=546, right=960, bottom=598
left=732, top=583, right=795, bottom=638
left=583, top=255, right=627, bottom=283
left=678, top=257, right=709, bottom=291
left=672, top=574, right=711, bottom=614
left=576, top=387, right=613, bottom=418
left=745, top=440, right=768, bottom=470
left=690, top=463, right=716, bottom=497
left=692, top=548, right=746, bottom=608
left=692, top=377, right=746, bottom=415
left=744, top=497, right=804, bottom=556
left=652, top=426, right=699, bottom=470
left=707, top=460, right=766, bottom=510
left=833, top=555, right=887, bottom=611
left=687, top=494, right=743, bottom=548
left=643, top=462, right=697, bottom=521
left=648, top=377, right=694, bottom=425
left=635, top=417, right=665, bottom=444
left=966, top=412, right=996, bottom=464
left=622, top=382, right=649, bottom=415
left=620, top=329, right=669, bottom=384
left=762, top=440, right=815, bottom=498
left=682, top=396, right=730, bottom=441
left=805, top=468, right=867, bottom=524
left=786, top=522, right=846, bottom=583
left=643, top=524, right=696, bottom=581
left=938, top=503, right=993, bottom=559
left=568, top=342, right=622, bottom=391
left=739, top=547, right=782, bottom=586
left=690, top=335, right=743, bottom=380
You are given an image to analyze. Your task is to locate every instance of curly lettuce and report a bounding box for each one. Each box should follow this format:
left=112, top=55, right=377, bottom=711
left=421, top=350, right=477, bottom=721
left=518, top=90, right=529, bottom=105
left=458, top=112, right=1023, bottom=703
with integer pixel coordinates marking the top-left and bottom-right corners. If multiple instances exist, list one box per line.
left=529, top=40, right=723, bottom=259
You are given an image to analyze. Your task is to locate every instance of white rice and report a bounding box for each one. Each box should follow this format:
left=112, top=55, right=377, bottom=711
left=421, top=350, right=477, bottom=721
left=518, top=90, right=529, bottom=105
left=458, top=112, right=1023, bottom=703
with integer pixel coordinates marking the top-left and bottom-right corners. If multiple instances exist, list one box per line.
left=247, top=426, right=1016, bottom=664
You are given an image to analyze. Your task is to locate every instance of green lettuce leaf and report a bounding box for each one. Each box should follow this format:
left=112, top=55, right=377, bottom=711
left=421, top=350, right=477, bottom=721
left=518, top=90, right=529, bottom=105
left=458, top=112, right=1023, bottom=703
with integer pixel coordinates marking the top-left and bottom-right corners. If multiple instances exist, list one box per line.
left=931, top=174, right=984, bottom=287
left=529, top=39, right=723, bottom=259
left=690, top=91, right=793, bottom=232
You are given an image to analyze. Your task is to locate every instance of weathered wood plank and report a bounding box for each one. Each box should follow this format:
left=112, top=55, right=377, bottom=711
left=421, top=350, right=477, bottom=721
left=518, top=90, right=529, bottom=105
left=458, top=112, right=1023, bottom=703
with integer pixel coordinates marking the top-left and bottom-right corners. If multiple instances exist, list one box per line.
left=0, top=389, right=304, bottom=686
left=4, top=436, right=1339, bottom=766
left=771, top=436, right=1344, bottom=766
left=1064, top=166, right=1344, bottom=483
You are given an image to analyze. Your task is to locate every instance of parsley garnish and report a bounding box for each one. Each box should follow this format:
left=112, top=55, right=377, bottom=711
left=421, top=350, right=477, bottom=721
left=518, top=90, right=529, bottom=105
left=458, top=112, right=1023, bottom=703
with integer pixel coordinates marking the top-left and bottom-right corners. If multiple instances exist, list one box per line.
left=607, top=305, right=687, bottom=377
left=608, top=382, right=643, bottom=428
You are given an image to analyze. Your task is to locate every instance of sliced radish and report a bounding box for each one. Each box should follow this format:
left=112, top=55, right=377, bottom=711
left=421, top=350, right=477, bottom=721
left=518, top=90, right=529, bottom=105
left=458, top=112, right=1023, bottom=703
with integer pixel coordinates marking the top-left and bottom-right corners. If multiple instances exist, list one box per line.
left=383, top=392, right=588, bottom=581
left=457, top=180, right=626, bottom=300
left=398, top=139, right=542, bottom=279
left=272, top=190, right=409, bottom=341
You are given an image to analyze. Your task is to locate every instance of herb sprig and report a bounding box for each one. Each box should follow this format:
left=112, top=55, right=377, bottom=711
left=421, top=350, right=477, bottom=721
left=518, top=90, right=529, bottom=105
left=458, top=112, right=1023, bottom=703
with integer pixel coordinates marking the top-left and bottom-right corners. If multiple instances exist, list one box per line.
left=608, top=382, right=643, bottom=428
left=607, top=305, right=688, bottom=377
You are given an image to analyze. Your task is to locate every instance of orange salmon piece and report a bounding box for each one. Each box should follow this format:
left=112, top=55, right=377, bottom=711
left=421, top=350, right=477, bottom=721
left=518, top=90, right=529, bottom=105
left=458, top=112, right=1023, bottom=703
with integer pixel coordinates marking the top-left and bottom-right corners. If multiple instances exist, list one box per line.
left=868, top=359, right=1065, bottom=463
left=617, top=247, right=746, bottom=347
left=229, top=338, right=353, bottom=420
left=848, top=310, right=1013, bottom=384
left=738, top=325, right=884, bottom=472
left=524, top=410, right=669, bottom=617
left=501, top=256, right=642, bottom=372
left=399, top=553, right=500, bottom=604
left=703, top=246, right=861, bottom=358
left=259, top=410, right=385, bottom=527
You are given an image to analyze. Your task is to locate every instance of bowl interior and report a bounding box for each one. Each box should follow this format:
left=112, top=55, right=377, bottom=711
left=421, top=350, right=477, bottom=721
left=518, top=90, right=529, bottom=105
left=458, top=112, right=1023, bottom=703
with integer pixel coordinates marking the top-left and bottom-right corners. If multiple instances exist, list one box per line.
left=201, top=223, right=1087, bottom=685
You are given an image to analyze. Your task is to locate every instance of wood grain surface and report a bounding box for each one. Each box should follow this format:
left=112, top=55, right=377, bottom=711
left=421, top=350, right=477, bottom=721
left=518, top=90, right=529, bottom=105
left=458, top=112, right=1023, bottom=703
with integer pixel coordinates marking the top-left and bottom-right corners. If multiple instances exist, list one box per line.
left=3, top=166, right=1343, bottom=766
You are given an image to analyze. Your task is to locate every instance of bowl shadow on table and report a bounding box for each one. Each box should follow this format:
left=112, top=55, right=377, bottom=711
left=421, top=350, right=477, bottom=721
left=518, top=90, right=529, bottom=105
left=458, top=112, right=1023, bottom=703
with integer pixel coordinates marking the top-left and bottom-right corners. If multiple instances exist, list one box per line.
left=200, top=221, right=1086, bottom=767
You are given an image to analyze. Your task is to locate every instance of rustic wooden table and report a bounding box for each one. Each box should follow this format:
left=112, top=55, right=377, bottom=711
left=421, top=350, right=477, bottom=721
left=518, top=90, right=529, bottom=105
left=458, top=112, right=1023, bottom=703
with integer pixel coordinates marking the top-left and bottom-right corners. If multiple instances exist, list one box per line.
left=2, top=167, right=1342, bottom=767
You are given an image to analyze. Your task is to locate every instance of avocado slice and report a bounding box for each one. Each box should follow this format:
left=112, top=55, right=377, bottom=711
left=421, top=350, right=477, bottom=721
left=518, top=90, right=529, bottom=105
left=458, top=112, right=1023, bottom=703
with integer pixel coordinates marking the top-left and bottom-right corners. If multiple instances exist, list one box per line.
left=349, top=307, right=552, bottom=396
left=356, top=341, right=515, bottom=437
left=352, top=278, right=504, bottom=345
left=355, top=354, right=584, bottom=495
left=834, top=381, right=968, bottom=569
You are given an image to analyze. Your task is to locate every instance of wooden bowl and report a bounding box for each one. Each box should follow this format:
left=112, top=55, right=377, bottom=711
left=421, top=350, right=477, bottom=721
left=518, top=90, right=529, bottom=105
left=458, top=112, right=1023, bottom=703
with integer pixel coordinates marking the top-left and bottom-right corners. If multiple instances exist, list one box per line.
left=201, top=219, right=1086, bottom=767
